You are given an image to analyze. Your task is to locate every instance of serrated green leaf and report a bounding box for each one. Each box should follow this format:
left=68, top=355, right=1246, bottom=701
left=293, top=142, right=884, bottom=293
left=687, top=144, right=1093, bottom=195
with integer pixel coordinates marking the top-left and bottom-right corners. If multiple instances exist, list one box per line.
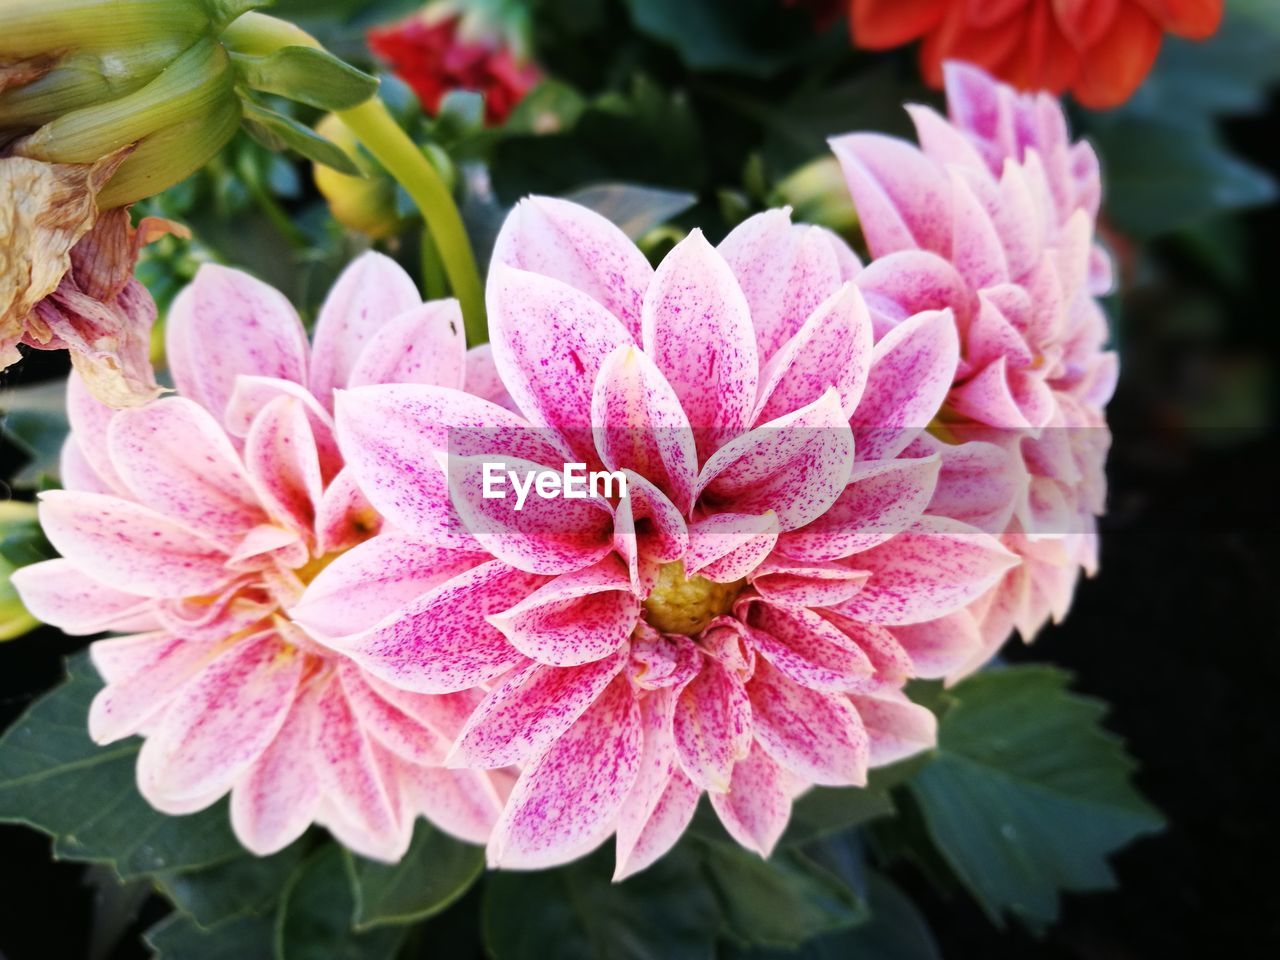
left=907, top=666, right=1163, bottom=930
left=155, top=841, right=310, bottom=929
left=240, top=99, right=363, bottom=176
left=564, top=184, right=697, bottom=240
left=232, top=46, right=378, bottom=111
left=482, top=843, right=718, bottom=960
left=346, top=820, right=484, bottom=930
left=146, top=911, right=277, bottom=960
left=779, top=752, right=931, bottom=848
left=0, top=653, right=245, bottom=877
left=698, top=839, right=866, bottom=948
left=275, top=846, right=406, bottom=960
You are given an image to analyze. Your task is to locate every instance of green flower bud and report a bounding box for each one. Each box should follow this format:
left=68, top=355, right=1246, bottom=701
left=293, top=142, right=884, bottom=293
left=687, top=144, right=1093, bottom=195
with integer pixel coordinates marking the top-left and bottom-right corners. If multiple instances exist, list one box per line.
left=772, top=156, right=859, bottom=236
left=312, top=113, right=406, bottom=240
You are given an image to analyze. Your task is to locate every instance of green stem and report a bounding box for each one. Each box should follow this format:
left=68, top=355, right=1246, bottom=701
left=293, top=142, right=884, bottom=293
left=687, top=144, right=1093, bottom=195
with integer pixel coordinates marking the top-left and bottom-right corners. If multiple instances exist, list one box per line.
left=419, top=224, right=448, bottom=300
left=222, top=12, right=487, bottom=343
left=335, top=97, right=486, bottom=343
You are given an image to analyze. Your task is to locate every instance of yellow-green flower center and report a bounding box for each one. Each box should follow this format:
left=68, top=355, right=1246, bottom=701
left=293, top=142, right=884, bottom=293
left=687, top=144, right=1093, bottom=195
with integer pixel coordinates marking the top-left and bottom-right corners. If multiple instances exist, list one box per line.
left=642, top=561, right=744, bottom=636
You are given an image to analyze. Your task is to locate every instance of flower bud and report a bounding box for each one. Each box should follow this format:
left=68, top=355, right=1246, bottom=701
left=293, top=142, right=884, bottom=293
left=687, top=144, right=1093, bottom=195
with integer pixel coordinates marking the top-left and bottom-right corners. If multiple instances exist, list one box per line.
left=312, top=113, right=407, bottom=240
left=772, top=156, right=858, bottom=235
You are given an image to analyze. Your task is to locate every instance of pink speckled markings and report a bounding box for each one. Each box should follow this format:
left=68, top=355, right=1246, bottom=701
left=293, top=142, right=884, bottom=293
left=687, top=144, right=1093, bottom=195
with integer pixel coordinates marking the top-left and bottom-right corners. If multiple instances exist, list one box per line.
left=12, top=253, right=512, bottom=862
left=312, top=196, right=1019, bottom=878
left=830, top=62, right=1118, bottom=675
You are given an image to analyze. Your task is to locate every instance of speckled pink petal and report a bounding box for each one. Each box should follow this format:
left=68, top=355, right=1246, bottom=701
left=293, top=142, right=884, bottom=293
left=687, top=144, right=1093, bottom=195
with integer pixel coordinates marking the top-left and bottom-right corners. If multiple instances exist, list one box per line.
left=753, top=283, right=873, bottom=426
left=293, top=533, right=487, bottom=638
left=592, top=345, right=698, bottom=514
left=829, top=133, right=952, bottom=258
left=348, top=300, right=466, bottom=391
left=907, top=103, right=989, bottom=172
left=718, top=211, right=850, bottom=360
left=464, top=344, right=520, bottom=413
left=743, top=600, right=874, bottom=692
left=614, top=688, right=678, bottom=879
left=488, top=674, right=642, bottom=869
left=819, top=609, right=915, bottom=682
left=107, top=397, right=266, bottom=549
left=335, top=384, right=560, bottom=542
left=339, top=664, right=452, bottom=765
left=487, top=262, right=634, bottom=462
left=952, top=356, right=1049, bottom=429
left=948, top=167, right=1010, bottom=290
left=222, top=377, right=342, bottom=483
left=491, top=195, right=654, bottom=341
left=613, top=470, right=689, bottom=594
left=614, top=768, right=700, bottom=881
left=313, top=467, right=381, bottom=556
left=848, top=686, right=937, bottom=766
left=86, top=632, right=216, bottom=743
left=448, top=453, right=615, bottom=575
left=708, top=741, right=792, bottom=857
left=450, top=645, right=627, bottom=768
left=65, top=373, right=126, bottom=494
left=59, top=437, right=112, bottom=495
left=309, top=251, right=422, bottom=405
left=641, top=230, right=758, bottom=454
left=241, top=394, right=324, bottom=538
left=10, top=559, right=154, bottom=636
left=399, top=762, right=505, bottom=845
left=853, top=250, right=970, bottom=341
left=778, top=455, right=941, bottom=562
left=136, top=632, right=303, bottom=813
left=319, top=561, right=546, bottom=694
left=230, top=681, right=323, bottom=856
left=312, top=681, right=407, bottom=860
left=916, top=436, right=1023, bottom=534
left=851, top=309, right=959, bottom=461
left=684, top=512, right=779, bottom=583
left=37, top=490, right=229, bottom=598
left=834, top=516, right=1019, bottom=625
left=890, top=609, right=984, bottom=679
left=748, top=660, right=869, bottom=786
left=696, top=389, right=854, bottom=531
left=673, top=656, right=751, bottom=793
left=749, top=557, right=870, bottom=608
left=165, top=264, right=309, bottom=422
left=487, top=558, right=638, bottom=667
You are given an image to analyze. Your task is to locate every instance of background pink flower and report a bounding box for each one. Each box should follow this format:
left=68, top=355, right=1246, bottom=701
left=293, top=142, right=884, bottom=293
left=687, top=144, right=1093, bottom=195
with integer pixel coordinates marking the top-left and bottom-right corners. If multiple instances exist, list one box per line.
left=830, top=61, right=1117, bottom=671
left=300, top=197, right=1018, bottom=878
left=12, top=253, right=510, bottom=861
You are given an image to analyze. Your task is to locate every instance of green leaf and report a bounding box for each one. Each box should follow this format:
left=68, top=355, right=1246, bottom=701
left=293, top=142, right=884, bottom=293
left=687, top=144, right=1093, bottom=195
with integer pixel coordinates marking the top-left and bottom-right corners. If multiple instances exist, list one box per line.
left=1086, top=114, right=1275, bottom=238
left=482, top=844, right=719, bottom=960
left=698, top=839, right=866, bottom=948
left=1, top=380, right=69, bottom=489
left=240, top=99, right=363, bottom=176
left=275, top=846, right=406, bottom=960
left=232, top=46, right=378, bottom=111
left=564, top=184, right=697, bottom=239
left=155, top=842, right=310, bottom=929
left=620, top=0, right=829, bottom=77
left=0, top=653, right=245, bottom=877
left=907, top=666, right=1163, bottom=930
left=146, top=912, right=277, bottom=960
left=778, top=753, right=931, bottom=848
left=346, top=820, right=484, bottom=930
left=724, top=873, right=940, bottom=960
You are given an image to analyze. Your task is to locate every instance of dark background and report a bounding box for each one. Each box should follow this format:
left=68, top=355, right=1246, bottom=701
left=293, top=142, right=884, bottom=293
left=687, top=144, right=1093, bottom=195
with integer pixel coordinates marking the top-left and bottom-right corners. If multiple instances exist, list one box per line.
left=1, top=77, right=1277, bottom=960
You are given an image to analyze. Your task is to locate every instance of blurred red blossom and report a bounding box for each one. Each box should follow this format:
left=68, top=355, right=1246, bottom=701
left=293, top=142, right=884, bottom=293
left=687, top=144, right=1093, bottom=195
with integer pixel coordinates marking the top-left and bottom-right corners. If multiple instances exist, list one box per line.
left=367, top=12, right=540, bottom=124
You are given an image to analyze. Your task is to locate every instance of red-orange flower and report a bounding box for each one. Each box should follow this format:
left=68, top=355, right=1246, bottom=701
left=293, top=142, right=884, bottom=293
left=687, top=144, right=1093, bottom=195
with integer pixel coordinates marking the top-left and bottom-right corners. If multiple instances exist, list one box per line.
left=849, top=0, right=1223, bottom=108
left=367, top=13, right=539, bottom=124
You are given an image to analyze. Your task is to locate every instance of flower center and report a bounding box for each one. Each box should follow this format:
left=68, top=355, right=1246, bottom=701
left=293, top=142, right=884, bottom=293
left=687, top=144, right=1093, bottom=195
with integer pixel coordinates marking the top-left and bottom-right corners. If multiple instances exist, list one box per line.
left=642, top=561, right=744, bottom=636
left=294, top=551, right=342, bottom=587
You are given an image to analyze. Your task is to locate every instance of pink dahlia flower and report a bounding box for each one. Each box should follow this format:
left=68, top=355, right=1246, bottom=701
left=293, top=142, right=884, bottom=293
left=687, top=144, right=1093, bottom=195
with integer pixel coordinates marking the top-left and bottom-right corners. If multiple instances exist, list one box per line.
left=299, top=197, right=1018, bottom=878
left=830, top=61, right=1117, bottom=671
left=12, top=253, right=510, bottom=861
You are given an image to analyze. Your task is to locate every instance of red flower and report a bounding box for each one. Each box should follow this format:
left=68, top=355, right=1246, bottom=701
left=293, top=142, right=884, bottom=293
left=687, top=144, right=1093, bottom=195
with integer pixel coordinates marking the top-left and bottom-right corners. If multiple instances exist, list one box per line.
left=367, top=14, right=539, bottom=124
left=849, top=0, right=1223, bottom=108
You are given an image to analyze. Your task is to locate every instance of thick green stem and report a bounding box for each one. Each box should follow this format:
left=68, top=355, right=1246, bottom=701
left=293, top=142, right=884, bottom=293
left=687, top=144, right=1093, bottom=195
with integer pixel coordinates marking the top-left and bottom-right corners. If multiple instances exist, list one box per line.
left=223, top=12, right=487, bottom=342
left=419, top=225, right=448, bottom=300
left=336, top=97, right=486, bottom=342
